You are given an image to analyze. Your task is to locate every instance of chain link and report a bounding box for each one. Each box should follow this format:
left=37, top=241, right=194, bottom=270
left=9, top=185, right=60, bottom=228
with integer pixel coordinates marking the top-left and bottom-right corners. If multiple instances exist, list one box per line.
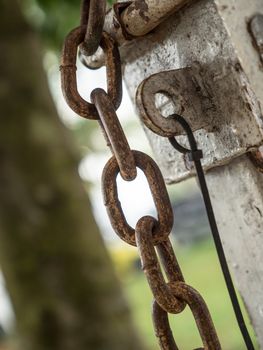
left=80, top=0, right=106, bottom=56
left=61, top=2, right=223, bottom=349
left=153, top=282, right=221, bottom=350
left=91, top=88, right=137, bottom=181
left=61, top=27, right=122, bottom=119
left=135, top=216, right=186, bottom=314
left=102, top=151, right=174, bottom=246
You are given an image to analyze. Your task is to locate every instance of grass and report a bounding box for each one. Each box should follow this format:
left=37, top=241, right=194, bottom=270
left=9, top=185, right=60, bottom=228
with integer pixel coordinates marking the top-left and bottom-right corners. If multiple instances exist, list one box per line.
left=111, top=238, right=258, bottom=350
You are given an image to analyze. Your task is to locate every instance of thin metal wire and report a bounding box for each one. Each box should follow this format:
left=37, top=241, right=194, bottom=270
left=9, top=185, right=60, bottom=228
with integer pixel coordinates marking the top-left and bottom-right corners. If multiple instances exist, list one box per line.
left=168, top=114, right=255, bottom=350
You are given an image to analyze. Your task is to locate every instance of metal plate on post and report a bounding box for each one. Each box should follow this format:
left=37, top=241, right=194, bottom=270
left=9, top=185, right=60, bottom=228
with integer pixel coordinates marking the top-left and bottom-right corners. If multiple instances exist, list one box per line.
left=136, top=65, right=217, bottom=137
left=122, top=0, right=263, bottom=183
left=136, top=62, right=263, bottom=182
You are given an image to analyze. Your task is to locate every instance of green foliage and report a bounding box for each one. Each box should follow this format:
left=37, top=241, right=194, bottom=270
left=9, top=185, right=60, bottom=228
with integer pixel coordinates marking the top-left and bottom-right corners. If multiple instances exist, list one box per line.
left=22, top=0, right=113, bottom=50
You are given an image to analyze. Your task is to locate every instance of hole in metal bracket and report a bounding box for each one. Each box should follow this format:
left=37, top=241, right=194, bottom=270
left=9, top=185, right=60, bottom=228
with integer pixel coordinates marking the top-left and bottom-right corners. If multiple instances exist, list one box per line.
left=154, top=92, right=179, bottom=118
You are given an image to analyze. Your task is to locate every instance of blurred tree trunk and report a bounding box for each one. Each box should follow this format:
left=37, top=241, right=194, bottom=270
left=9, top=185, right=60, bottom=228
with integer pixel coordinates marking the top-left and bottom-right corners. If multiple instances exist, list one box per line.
left=0, top=1, right=144, bottom=349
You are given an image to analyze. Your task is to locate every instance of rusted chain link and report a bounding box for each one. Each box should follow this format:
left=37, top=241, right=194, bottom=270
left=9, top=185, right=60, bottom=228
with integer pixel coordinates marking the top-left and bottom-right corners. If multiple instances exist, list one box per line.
left=135, top=216, right=185, bottom=314
left=61, top=3, right=222, bottom=349
left=91, top=88, right=137, bottom=181
left=80, top=0, right=106, bottom=56
left=136, top=216, right=221, bottom=350
left=60, top=27, right=122, bottom=119
left=153, top=300, right=179, bottom=350
left=153, top=282, right=221, bottom=350
left=102, top=151, right=174, bottom=246
left=156, top=239, right=184, bottom=285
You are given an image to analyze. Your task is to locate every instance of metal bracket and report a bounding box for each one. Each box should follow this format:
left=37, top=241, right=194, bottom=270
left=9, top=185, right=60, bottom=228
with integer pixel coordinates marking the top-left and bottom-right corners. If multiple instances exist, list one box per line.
left=136, top=64, right=217, bottom=137
left=136, top=63, right=263, bottom=182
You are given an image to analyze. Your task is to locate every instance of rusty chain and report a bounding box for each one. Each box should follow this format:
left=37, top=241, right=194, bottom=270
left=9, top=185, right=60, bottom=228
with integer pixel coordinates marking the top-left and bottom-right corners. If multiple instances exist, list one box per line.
left=60, top=26, right=122, bottom=119
left=60, top=2, right=223, bottom=349
left=79, top=0, right=106, bottom=56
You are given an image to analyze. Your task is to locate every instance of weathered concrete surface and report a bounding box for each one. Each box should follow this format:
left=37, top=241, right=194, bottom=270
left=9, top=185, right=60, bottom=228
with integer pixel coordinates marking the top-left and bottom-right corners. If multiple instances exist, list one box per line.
left=215, top=0, right=263, bottom=109
left=207, top=155, right=263, bottom=345
left=122, top=0, right=263, bottom=183
left=121, top=0, right=263, bottom=346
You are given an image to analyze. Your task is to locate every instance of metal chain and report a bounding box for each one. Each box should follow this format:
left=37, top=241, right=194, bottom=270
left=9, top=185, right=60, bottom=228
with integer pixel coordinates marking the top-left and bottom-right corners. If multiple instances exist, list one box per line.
left=79, top=0, right=106, bottom=56
left=60, top=2, right=222, bottom=349
left=61, top=27, right=122, bottom=120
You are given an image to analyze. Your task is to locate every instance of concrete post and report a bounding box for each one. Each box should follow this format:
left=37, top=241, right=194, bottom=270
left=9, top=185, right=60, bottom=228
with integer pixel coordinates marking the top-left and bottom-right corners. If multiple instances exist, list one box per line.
left=121, top=0, right=263, bottom=346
